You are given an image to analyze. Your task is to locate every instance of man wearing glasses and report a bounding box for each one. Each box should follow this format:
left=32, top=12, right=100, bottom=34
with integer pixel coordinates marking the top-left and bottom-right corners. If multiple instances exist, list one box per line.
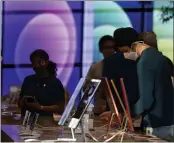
left=132, top=32, right=174, bottom=141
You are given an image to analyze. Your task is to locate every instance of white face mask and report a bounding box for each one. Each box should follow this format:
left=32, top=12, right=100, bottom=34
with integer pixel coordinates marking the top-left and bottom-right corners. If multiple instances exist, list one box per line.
left=135, top=46, right=140, bottom=57
left=124, top=52, right=138, bottom=61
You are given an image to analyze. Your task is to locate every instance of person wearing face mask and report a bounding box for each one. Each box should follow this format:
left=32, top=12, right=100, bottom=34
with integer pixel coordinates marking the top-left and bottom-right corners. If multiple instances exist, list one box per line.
left=18, top=49, right=65, bottom=126
left=124, top=51, right=138, bottom=61
left=133, top=31, right=174, bottom=86
left=132, top=32, right=174, bottom=141
left=141, top=31, right=174, bottom=86
left=100, top=27, right=139, bottom=121
left=84, top=35, right=115, bottom=115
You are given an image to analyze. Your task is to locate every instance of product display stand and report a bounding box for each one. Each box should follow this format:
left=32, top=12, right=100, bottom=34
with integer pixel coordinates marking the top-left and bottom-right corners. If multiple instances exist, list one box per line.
left=57, top=128, right=77, bottom=142
left=111, top=79, right=130, bottom=137
left=20, top=111, right=38, bottom=133
left=119, top=78, right=134, bottom=132
left=79, top=116, right=99, bottom=142
left=86, top=78, right=126, bottom=142
left=57, top=118, right=95, bottom=142
left=19, top=111, right=41, bottom=141
left=105, top=112, right=115, bottom=139
left=102, top=112, right=125, bottom=142
left=80, top=120, right=87, bottom=142
left=92, top=78, right=131, bottom=142
left=108, top=78, right=135, bottom=142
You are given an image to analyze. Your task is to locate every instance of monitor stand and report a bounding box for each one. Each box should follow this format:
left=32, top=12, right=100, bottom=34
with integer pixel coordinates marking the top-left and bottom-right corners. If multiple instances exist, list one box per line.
left=56, top=120, right=87, bottom=142
left=57, top=128, right=76, bottom=142
left=57, top=120, right=98, bottom=142
left=79, top=120, right=98, bottom=142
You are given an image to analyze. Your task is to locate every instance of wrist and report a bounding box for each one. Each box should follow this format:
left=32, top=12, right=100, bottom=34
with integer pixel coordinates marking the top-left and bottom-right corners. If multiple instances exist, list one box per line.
left=40, top=105, right=44, bottom=111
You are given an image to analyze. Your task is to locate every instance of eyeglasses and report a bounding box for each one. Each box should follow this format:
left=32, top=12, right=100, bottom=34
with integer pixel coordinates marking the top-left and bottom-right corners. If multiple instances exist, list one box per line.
left=131, top=41, right=144, bottom=50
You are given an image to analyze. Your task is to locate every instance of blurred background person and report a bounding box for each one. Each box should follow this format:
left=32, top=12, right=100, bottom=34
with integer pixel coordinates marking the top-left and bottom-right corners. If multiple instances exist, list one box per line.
left=18, top=49, right=65, bottom=126
left=132, top=32, right=174, bottom=141
left=100, top=27, right=139, bottom=121
left=84, top=35, right=115, bottom=115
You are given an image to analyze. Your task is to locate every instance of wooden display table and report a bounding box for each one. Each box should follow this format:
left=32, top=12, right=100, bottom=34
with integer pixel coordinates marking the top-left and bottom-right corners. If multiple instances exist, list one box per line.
left=1, top=115, right=166, bottom=142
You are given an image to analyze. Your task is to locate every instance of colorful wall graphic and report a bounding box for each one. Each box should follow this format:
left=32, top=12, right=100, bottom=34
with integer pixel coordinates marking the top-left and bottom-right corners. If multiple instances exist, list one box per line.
left=1, top=1, right=173, bottom=96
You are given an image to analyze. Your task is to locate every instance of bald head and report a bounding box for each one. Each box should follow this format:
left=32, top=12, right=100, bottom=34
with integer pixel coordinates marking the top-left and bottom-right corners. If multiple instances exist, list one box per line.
left=137, top=31, right=158, bottom=49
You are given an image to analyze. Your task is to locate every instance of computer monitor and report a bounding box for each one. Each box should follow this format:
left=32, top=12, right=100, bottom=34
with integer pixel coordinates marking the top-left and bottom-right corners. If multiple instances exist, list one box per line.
left=120, top=78, right=134, bottom=132
left=68, top=79, right=101, bottom=129
left=102, top=78, right=121, bottom=124
left=58, top=78, right=86, bottom=126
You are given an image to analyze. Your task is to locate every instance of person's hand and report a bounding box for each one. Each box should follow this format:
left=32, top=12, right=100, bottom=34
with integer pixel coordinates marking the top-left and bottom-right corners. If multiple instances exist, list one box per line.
left=25, top=100, right=41, bottom=112
left=94, top=105, right=106, bottom=115
left=99, top=105, right=106, bottom=113
left=99, top=111, right=122, bottom=127
left=132, top=115, right=142, bottom=121
left=99, top=111, right=122, bottom=121
left=99, top=111, right=112, bottom=121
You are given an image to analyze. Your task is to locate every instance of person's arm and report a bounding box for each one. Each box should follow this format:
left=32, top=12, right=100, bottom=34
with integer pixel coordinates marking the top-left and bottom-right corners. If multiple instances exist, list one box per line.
left=83, top=63, right=95, bottom=91
left=133, top=60, right=155, bottom=115
left=25, top=100, right=65, bottom=114
left=40, top=103, right=64, bottom=114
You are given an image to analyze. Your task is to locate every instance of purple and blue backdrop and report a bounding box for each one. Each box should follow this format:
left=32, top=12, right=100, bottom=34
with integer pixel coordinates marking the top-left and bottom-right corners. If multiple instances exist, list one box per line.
left=2, top=1, right=83, bottom=95
left=2, top=1, right=173, bottom=96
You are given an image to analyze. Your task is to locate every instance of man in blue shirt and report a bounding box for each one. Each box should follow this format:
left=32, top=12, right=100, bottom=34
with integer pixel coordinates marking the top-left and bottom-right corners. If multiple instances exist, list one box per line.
left=132, top=32, right=174, bottom=141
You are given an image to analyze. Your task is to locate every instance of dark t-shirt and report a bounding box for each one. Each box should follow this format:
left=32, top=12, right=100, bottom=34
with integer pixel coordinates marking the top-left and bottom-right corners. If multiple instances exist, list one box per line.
left=102, top=52, right=139, bottom=114
left=164, top=56, right=174, bottom=77
left=135, top=48, right=174, bottom=128
left=20, top=74, right=65, bottom=116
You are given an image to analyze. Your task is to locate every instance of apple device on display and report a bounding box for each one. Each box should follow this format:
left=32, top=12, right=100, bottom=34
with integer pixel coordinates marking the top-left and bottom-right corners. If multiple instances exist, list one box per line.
left=68, top=79, right=101, bottom=129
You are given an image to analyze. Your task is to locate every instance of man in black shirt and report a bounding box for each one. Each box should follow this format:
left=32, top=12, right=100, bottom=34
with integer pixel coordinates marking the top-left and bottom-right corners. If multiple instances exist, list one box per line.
left=100, top=27, right=139, bottom=119
left=18, top=49, right=65, bottom=126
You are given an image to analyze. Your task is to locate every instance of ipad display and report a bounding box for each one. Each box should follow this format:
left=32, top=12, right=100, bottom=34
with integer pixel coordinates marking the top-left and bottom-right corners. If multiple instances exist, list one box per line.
left=58, top=78, right=86, bottom=126
left=68, top=79, right=101, bottom=129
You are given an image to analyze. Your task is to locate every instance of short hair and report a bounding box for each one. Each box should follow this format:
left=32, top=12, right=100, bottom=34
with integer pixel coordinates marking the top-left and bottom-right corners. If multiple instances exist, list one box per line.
left=113, top=27, right=138, bottom=51
left=98, top=35, right=114, bottom=52
left=137, top=31, right=157, bottom=48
